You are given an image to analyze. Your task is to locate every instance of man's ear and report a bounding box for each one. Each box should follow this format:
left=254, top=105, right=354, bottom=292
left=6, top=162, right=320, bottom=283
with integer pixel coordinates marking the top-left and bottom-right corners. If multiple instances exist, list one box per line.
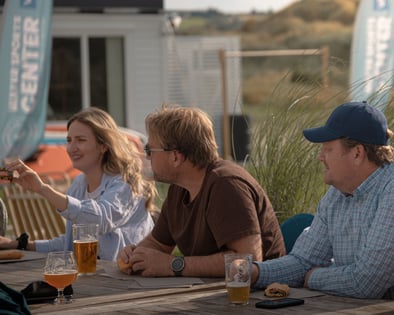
left=354, top=144, right=365, bottom=162
left=172, top=150, right=185, bottom=166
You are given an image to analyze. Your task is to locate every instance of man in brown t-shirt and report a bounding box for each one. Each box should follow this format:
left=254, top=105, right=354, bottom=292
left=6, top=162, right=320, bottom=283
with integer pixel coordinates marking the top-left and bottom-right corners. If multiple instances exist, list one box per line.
left=118, top=105, right=285, bottom=277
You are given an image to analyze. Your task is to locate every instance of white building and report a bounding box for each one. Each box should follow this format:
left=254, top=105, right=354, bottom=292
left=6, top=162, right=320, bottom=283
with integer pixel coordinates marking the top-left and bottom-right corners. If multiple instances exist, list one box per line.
left=1, top=0, right=245, bottom=158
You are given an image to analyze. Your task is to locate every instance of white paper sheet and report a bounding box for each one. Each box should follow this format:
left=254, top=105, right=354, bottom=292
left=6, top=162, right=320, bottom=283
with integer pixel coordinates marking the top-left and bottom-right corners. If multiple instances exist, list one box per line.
left=100, top=260, right=204, bottom=289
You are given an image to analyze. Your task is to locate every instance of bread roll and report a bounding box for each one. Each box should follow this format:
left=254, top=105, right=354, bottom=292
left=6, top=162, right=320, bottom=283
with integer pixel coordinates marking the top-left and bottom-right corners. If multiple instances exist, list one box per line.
left=0, top=249, right=24, bottom=260
left=264, top=282, right=290, bottom=297
left=117, top=256, right=131, bottom=273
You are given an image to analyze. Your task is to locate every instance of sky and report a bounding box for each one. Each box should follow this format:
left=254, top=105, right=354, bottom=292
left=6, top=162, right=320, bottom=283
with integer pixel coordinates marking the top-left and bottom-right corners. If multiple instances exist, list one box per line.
left=164, top=0, right=299, bottom=14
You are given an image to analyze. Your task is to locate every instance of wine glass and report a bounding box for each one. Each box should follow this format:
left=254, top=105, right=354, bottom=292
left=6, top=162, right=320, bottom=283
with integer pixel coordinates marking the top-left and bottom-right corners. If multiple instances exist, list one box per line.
left=44, top=251, right=78, bottom=304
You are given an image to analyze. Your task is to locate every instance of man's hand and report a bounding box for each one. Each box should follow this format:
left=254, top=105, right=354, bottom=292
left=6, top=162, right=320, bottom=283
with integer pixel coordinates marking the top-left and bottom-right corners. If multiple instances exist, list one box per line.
left=251, top=263, right=260, bottom=285
left=117, top=244, right=137, bottom=275
left=228, top=259, right=250, bottom=283
left=129, top=247, right=173, bottom=277
left=304, top=267, right=320, bottom=288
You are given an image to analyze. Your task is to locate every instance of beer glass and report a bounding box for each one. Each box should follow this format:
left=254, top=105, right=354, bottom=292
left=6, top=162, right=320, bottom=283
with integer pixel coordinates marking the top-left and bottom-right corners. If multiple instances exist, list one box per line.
left=44, top=251, right=78, bottom=304
left=72, top=224, right=99, bottom=275
left=224, top=253, right=252, bottom=305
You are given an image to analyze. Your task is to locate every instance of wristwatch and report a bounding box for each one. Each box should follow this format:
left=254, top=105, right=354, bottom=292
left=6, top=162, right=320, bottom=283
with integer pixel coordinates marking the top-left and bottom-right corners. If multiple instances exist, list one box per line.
left=171, top=256, right=185, bottom=276
left=17, top=233, right=29, bottom=250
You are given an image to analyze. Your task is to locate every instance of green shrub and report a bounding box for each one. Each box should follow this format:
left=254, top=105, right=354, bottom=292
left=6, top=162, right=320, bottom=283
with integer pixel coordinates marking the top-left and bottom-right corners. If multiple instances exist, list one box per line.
left=244, top=75, right=394, bottom=223
left=244, top=79, right=343, bottom=222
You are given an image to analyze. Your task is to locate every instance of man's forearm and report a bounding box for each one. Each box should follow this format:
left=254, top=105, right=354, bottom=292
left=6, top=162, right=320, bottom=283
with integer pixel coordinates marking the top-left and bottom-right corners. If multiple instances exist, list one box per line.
left=138, top=234, right=174, bottom=253
left=182, top=252, right=226, bottom=277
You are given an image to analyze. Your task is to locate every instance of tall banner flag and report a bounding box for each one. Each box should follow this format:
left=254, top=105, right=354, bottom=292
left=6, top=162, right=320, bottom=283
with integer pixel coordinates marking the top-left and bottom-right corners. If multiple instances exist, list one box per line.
left=0, top=0, right=53, bottom=162
left=350, top=0, right=394, bottom=111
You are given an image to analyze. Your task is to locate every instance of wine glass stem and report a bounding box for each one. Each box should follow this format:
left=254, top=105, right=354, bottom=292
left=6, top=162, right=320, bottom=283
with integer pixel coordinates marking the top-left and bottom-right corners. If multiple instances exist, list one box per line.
left=57, top=288, right=64, bottom=303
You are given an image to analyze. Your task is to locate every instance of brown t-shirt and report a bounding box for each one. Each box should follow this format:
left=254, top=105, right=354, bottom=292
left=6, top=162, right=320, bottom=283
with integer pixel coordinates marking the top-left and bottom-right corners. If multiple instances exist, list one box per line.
left=152, top=159, right=285, bottom=260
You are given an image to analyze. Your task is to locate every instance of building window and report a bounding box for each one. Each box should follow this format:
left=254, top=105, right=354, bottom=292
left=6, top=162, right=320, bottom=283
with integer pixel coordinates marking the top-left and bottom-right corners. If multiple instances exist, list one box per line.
left=48, top=37, right=125, bottom=125
left=48, top=38, right=81, bottom=120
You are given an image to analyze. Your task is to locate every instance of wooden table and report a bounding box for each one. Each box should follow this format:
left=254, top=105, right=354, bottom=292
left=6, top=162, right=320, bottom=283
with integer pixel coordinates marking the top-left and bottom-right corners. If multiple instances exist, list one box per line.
left=1, top=254, right=393, bottom=315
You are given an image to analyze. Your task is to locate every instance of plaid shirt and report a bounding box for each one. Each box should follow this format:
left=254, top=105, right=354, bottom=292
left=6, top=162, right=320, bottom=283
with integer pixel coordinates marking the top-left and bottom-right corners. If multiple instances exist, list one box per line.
left=253, top=162, right=394, bottom=299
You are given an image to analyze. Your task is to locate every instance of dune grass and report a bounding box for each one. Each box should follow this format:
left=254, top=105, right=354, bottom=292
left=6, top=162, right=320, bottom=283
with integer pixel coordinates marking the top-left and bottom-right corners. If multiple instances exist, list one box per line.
left=154, top=75, right=394, bottom=225
left=242, top=75, right=394, bottom=223
left=244, top=83, right=330, bottom=222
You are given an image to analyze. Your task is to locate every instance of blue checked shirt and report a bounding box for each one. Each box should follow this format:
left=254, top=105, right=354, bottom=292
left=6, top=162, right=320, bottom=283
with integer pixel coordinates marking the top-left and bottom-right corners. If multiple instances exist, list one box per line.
left=253, top=162, right=394, bottom=299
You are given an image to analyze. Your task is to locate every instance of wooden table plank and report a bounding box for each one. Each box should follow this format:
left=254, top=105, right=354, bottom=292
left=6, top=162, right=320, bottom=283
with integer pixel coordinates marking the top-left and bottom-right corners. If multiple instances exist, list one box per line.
left=1, top=255, right=392, bottom=315
left=38, top=290, right=390, bottom=315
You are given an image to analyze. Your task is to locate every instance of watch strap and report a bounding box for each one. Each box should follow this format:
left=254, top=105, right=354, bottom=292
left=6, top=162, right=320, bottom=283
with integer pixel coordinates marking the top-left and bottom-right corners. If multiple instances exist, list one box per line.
left=17, top=232, right=29, bottom=250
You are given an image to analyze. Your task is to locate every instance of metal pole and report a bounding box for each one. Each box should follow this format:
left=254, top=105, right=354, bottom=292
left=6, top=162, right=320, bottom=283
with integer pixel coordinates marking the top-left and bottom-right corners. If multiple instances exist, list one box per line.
left=219, top=49, right=231, bottom=160
left=321, top=46, right=330, bottom=88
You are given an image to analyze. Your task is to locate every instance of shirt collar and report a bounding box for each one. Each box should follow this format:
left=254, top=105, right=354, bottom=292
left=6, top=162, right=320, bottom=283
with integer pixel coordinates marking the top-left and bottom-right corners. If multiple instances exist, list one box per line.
left=352, top=164, right=387, bottom=197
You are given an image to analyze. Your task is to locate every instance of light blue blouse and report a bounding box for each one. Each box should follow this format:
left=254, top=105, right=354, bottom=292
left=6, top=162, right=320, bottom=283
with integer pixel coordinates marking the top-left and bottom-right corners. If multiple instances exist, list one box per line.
left=35, top=173, right=154, bottom=261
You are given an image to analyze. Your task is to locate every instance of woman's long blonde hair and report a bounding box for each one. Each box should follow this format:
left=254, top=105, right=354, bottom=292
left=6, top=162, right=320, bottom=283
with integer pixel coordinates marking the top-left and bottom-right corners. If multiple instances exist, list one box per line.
left=67, top=107, right=156, bottom=210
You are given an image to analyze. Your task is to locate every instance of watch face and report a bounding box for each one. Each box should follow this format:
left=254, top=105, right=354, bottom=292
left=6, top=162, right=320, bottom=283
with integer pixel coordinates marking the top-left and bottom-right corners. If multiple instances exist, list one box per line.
left=171, top=257, right=185, bottom=272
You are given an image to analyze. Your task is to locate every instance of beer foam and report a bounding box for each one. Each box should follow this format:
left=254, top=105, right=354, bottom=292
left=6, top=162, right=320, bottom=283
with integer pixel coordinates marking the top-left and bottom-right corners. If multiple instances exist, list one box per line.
left=226, top=281, right=250, bottom=288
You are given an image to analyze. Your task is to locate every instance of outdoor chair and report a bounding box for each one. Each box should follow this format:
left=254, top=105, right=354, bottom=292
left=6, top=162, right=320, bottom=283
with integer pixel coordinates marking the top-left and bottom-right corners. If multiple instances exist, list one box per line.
left=0, top=173, right=71, bottom=241
left=280, top=213, right=314, bottom=254
left=0, top=198, right=7, bottom=236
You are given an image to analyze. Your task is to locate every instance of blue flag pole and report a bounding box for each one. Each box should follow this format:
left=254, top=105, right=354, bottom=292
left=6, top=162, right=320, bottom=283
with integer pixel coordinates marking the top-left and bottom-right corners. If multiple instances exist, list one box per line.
left=0, top=0, right=53, bottom=163
left=349, top=0, right=394, bottom=112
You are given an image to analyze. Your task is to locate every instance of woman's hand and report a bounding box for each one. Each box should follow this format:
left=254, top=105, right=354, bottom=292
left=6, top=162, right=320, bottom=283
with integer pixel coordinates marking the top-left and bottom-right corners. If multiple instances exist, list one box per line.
left=5, top=159, right=45, bottom=193
left=0, top=236, right=17, bottom=249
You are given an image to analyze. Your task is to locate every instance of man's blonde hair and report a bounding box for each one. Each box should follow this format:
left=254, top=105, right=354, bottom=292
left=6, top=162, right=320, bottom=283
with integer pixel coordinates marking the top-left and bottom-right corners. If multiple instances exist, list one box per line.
left=145, top=105, right=219, bottom=168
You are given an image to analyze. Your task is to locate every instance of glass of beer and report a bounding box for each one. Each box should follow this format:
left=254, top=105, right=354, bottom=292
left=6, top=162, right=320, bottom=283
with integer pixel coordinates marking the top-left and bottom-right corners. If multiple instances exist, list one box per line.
left=72, top=224, right=99, bottom=275
left=44, top=251, right=78, bottom=304
left=224, top=253, right=252, bottom=305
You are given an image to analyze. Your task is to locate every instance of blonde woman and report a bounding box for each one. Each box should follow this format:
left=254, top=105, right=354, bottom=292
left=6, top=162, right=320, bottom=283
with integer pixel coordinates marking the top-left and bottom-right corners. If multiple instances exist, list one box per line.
left=0, top=107, right=156, bottom=261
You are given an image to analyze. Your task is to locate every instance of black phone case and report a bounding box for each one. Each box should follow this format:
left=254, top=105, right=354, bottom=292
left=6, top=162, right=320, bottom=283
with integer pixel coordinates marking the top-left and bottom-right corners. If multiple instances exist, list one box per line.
left=255, top=297, right=304, bottom=309
left=20, top=281, right=73, bottom=304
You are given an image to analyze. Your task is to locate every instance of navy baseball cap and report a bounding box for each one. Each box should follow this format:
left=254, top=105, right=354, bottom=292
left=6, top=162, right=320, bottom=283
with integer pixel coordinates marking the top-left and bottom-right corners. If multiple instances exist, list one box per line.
left=303, top=101, right=389, bottom=145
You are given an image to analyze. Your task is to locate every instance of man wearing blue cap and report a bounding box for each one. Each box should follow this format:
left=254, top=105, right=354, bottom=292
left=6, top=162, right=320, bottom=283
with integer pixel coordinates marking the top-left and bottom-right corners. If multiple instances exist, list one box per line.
left=251, top=101, right=394, bottom=299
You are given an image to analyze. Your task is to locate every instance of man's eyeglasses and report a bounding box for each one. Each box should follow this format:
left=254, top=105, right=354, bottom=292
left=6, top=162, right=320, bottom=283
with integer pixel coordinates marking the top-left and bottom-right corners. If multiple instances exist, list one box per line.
left=144, top=145, right=173, bottom=157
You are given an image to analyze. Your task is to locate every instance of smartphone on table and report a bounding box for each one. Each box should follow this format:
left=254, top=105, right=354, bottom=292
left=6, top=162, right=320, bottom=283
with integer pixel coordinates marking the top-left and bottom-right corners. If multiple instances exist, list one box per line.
left=255, top=297, right=304, bottom=309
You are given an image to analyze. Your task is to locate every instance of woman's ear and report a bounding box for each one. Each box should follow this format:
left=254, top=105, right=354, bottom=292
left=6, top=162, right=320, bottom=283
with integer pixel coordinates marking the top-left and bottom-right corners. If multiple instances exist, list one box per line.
left=101, top=144, right=108, bottom=154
